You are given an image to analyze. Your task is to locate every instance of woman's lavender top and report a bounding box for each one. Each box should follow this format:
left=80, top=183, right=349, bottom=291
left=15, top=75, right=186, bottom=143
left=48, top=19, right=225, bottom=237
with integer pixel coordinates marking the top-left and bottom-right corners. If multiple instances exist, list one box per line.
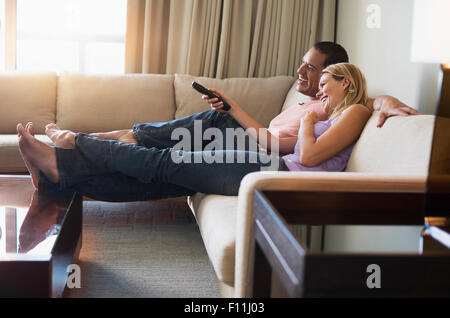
left=282, top=117, right=356, bottom=172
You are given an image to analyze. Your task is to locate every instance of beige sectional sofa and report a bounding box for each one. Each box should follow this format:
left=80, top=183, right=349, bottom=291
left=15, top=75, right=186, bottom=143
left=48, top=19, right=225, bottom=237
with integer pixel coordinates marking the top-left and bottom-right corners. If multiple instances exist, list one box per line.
left=0, top=72, right=435, bottom=297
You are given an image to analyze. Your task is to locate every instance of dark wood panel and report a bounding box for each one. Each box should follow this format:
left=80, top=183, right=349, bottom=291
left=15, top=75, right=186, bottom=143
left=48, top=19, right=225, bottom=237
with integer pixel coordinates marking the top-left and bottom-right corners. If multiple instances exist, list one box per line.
left=251, top=190, right=450, bottom=298
left=51, top=195, right=83, bottom=298
left=263, top=191, right=425, bottom=225
left=303, top=254, right=450, bottom=298
left=253, top=191, right=306, bottom=297
left=425, top=65, right=450, bottom=218
left=0, top=258, right=51, bottom=297
left=252, top=243, right=272, bottom=298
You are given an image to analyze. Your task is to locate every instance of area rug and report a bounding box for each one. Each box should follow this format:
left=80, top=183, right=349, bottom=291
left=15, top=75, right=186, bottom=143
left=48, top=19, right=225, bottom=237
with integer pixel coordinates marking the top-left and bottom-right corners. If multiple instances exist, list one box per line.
left=63, top=200, right=220, bottom=298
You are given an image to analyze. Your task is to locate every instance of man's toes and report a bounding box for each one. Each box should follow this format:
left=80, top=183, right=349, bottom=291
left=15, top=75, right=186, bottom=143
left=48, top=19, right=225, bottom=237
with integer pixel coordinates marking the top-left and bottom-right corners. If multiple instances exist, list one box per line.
left=25, top=122, right=35, bottom=136
left=29, top=124, right=35, bottom=136
left=17, top=123, right=26, bottom=136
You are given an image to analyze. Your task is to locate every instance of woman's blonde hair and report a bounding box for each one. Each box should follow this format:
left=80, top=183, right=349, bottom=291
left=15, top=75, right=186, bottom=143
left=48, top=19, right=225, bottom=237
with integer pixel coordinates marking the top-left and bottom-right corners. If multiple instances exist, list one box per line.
left=322, top=63, right=368, bottom=119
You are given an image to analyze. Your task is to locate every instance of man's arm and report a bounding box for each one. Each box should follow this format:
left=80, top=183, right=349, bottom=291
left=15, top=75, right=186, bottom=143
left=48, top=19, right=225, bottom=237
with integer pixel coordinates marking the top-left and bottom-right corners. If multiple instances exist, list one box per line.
left=224, top=105, right=298, bottom=154
left=205, top=88, right=297, bottom=154
left=366, top=95, right=422, bottom=128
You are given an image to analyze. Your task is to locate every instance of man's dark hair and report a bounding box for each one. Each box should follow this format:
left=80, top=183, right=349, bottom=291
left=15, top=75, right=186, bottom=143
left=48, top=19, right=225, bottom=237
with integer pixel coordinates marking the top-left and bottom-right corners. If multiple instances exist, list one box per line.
left=313, top=41, right=349, bottom=68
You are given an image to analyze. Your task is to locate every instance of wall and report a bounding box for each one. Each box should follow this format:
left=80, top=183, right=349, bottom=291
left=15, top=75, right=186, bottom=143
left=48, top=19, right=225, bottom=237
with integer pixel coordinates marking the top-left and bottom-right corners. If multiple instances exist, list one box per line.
left=322, top=0, right=437, bottom=254
left=336, top=0, right=439, bottom=114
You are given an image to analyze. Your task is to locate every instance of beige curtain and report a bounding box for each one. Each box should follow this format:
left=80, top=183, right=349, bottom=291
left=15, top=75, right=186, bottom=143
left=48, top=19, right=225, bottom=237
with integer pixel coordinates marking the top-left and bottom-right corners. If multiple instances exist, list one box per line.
left=125, top=0, right=336, bottom=78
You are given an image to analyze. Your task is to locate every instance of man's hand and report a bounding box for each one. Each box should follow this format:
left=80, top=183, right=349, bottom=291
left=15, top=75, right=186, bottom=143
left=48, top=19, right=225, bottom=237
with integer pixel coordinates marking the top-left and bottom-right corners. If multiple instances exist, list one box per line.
left=202, top=88, right=239, bottom=114
left=372, top=95, right=422, bottom=128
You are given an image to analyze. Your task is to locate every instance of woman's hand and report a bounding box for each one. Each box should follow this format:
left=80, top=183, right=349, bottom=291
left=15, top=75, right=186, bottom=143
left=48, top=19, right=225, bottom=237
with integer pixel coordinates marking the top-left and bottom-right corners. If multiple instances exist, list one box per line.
left=302, top=111, right=319, bottom=124
left=299, top=104, right=370, bottom=167
left=202, top=89, right=240, bottom=114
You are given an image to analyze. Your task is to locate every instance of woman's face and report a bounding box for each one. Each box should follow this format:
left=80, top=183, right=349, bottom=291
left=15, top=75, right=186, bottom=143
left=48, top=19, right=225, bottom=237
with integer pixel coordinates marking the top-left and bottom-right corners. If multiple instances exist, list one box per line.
left=316, top=73, right=349, bottom=114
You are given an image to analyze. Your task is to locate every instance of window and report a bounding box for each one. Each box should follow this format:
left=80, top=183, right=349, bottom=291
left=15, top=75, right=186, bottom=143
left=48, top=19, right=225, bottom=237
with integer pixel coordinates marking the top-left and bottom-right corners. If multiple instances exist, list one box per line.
left=0, top=0, right=5, bottom=71
left=1, top=0, right=127, bottom=73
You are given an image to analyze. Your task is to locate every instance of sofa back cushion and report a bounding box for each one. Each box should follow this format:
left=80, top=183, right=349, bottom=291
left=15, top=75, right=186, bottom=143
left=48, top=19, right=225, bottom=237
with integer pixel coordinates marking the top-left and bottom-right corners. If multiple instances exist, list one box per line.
left=174, top=74, right=295, bottom=127
left=56, top=72, right=176, bottom=133
left=0, top=72, right=56, bottom=134
left=346, top=112, right=435, bottom=175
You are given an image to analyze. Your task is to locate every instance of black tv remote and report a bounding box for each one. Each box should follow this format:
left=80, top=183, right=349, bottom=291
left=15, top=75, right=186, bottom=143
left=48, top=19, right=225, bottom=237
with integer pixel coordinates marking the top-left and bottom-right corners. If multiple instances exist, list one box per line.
left=192, top=81, right=231, bottom=111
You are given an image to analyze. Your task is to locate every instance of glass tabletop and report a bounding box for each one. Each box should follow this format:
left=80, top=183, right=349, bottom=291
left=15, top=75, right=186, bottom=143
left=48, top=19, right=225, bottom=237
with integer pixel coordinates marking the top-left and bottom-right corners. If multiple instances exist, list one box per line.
left=0, top=176, right=76, bottom=257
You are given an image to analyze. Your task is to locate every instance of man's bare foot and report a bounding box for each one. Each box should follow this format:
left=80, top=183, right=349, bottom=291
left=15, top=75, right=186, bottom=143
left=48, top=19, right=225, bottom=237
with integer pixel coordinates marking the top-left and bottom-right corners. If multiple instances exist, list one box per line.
left=25, top=122, right=35, bottom=136
left=17, top=123, right=60, bottom=187
left=20, top=122, right=39, bottom=188
left=18, top=123, right=39, bottom=188
left=45, top=123, right=75, bottom=149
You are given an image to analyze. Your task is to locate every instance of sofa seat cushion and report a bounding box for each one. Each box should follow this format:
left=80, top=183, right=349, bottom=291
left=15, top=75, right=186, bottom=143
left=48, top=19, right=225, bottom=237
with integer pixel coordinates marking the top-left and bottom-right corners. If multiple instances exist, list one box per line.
left=174, top=74, right=295, bottom=127
left=0, top=134, right=53, bottom=173
left=0, top=72, right=57, bottom=134
left=56, top=73, right=176, bottom=133
left=346, top=112, right=435, bottom=175
left=188, top=193, right=237, bottom=286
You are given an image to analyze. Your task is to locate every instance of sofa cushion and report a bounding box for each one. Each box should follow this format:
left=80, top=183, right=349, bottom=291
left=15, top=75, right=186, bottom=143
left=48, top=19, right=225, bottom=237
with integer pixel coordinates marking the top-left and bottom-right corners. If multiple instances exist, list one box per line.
left=0, top=135, right=53, bottom=173
left=346, top=112, right=434, bottom=175
left=56, top=72, right=176, bottom=133
left=174, top=74, right=295, bottom=127
left=0, top=72, right=56, bottom=134
left=188, top=193, right=237, bottom=286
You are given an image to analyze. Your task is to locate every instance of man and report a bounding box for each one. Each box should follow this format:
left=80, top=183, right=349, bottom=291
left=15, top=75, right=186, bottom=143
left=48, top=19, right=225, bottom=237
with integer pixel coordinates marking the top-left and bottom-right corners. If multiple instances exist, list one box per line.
left=44, top=42, right=420, bottom=154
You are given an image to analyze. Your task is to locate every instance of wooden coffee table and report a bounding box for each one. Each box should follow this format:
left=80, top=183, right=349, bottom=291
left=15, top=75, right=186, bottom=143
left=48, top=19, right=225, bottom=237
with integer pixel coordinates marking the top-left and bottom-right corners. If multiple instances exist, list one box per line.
left=0, top=175, right=82, bottom=297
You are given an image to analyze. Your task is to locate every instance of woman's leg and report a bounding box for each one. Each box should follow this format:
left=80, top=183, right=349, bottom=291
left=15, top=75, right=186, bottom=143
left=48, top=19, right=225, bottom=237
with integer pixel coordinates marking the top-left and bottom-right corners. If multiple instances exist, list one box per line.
left=18, top=121, right=288, bottom=195
left=91, top=130, right=136, bottom=144
left=45, top=109, right=246, bottom=150
left=18, top=123, right=194, bottom=200
left=66, top=133, right=287, bottom=196
left=19, top=126, right=287, bottom=197
left=132, top=109, right=245, bottom=150
left=45, top=124, right=136, bottom=149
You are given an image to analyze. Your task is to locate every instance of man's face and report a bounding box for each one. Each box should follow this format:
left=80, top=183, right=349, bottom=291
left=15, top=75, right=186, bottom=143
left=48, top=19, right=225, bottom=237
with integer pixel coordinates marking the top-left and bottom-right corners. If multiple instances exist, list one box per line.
left=296, top=48, right=328, bottom=98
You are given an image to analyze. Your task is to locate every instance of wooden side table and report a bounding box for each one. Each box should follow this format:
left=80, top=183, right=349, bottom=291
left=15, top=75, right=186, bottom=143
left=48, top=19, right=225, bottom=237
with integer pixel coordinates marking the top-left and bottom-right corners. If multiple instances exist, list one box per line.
left=252, top=189, right=450, bottom=297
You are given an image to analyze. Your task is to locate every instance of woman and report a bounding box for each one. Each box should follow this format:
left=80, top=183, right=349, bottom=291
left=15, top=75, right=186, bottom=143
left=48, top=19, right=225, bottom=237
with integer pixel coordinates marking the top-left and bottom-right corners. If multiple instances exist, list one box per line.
left=17, top=63, right=370, bottom=201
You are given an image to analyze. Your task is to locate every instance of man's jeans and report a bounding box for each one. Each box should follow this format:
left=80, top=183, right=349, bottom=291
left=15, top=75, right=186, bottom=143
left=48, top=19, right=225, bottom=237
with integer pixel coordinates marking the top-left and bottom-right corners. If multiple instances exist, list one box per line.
left=133, top=109, right=255, bottom=151
left=40, top=111, right=289, bottom=201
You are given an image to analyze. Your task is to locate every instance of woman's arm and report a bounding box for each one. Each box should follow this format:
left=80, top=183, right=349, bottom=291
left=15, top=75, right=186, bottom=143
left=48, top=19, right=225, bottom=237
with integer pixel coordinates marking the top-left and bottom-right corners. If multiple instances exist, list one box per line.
left=298, top=104, right=371, bottom=167
left=205, top=89, right=298, bottom=154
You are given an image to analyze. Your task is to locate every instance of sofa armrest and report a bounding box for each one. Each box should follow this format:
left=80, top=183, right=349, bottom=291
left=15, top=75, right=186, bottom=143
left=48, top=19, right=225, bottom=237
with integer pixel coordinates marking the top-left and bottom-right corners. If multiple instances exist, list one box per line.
left=234, top=171, right=427, bottom=298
